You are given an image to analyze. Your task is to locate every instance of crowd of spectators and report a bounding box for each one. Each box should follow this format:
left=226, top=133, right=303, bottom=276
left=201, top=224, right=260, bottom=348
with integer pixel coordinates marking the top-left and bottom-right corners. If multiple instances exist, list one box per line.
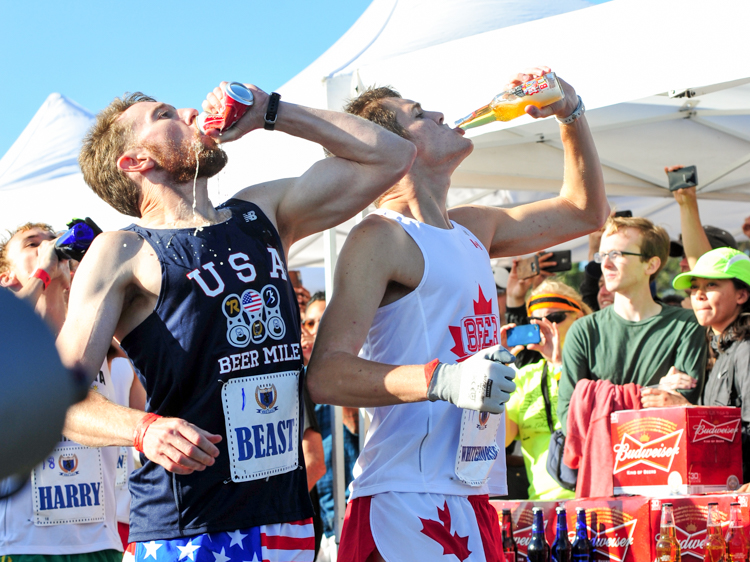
left=2, top=86, right=750, bottom=562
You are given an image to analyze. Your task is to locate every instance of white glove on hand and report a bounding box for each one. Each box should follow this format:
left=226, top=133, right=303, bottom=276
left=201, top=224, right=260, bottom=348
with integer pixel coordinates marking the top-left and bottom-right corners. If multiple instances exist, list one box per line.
left=425, top=345, right=517, bottom=414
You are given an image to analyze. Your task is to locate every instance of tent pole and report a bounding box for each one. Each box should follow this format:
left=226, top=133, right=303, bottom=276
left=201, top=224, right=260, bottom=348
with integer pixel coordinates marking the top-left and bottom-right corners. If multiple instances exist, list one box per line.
left=324, top=227, right=346, bottom=548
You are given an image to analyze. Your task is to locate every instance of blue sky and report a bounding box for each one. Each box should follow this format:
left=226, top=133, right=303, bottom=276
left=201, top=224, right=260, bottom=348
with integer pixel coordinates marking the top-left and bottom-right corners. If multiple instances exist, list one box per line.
left=0, top=0, right=373, bottom=158
left=0, top=0, right=613, bottom=160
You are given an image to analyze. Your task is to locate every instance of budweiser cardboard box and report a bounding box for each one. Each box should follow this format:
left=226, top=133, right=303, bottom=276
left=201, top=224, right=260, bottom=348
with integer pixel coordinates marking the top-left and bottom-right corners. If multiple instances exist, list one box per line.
left=489, top=500, right=558, bottom=560
left=610, top=406, right=742, bottom=496
left=648, top=494, right=750, bottom=560
left=562, top=496, right=651, bottom=562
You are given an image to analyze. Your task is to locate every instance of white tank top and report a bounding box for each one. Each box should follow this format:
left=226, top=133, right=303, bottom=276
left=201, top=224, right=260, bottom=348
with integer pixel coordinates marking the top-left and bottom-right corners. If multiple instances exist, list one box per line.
left=350, top=209, right=508, bottom=499
left=0, top=359, right=123, bottom=555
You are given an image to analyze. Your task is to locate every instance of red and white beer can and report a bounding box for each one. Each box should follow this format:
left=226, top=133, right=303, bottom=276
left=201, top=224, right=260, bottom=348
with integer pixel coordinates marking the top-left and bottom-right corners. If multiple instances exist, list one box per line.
left=197, top=82, right=254, bottom=134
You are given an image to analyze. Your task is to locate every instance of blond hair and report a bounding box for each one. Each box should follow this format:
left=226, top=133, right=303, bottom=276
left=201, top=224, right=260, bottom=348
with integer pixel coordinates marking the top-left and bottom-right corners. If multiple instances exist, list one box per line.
left=79, top=93, right=156, bottom=217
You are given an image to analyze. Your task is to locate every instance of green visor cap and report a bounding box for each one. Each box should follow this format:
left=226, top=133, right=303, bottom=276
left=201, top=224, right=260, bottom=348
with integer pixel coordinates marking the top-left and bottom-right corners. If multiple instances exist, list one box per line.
left=673, top=247, right=750, bottom=290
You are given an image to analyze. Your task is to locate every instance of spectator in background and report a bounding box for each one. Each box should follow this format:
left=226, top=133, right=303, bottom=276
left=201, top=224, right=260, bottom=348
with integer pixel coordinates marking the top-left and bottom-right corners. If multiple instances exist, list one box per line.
left=302, top=293, right=360, bottom=562
left=298, top=291, right=328, bottom=558
left=580, top=223, right=606, bottom=312
left=597, top=274, right=615, bottom=310
left=558, top=215, right=707, bottom=431
left=504, top=280, right=591, bottom=501
left=641, top=248, right=750, bottom=487
left=504, top=252, right=555, bottom=368
left=0, top=222, right=129, bottom=562
left=492, top=264, right=509, bottom=325
left=665, top=165, right=739, bottom=309
left=670, top=225, right=738, bottom=273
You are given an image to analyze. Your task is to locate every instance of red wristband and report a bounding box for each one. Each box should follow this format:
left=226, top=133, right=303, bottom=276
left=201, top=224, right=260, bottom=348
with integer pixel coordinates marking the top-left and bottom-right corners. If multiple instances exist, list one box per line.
left=32, top=268, right=51, bottom=289
left=133, top=413, right=162, bottom=453
left=424, top=358, right=440, bottom=387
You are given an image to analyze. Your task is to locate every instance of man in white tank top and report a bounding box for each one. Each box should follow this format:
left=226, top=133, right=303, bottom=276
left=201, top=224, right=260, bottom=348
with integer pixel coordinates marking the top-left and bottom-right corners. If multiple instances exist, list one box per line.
left=306, top=67, right=609, bottom=562
left=0, top=222, right=142, bottom=562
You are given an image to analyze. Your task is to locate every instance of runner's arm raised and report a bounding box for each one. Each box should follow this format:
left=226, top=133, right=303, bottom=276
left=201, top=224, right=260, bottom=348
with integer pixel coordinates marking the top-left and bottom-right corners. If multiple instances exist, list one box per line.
left=449, top=72, right=608, bottom=257
left=204, top=82, right=416, bottom=246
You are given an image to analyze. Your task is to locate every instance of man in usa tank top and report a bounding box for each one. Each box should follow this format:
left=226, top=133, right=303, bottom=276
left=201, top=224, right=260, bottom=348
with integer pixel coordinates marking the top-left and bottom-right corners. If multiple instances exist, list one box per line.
left=306, top=68, right=609, bottom=562
left=55, top=81, right=416, bottom=561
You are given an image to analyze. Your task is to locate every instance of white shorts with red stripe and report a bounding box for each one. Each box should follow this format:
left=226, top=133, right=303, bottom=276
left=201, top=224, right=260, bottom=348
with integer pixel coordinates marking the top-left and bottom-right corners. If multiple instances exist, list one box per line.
left=338, top=493, right=505, bottom=562
left=123, top=518, right=314, bottom=562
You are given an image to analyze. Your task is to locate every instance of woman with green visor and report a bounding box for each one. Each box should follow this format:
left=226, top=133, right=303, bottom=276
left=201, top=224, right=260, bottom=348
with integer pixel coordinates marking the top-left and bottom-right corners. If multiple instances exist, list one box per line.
left=641, top=247, right=750, bottom=486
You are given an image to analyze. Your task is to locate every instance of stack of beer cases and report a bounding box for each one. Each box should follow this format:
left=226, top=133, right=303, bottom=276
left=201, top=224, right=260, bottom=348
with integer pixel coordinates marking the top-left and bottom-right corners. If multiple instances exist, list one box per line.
left=490, top=406, right=747, bottom=561
left=610, top=406, right=742, bottom=495
left=609, top=406, right=746, bottom=559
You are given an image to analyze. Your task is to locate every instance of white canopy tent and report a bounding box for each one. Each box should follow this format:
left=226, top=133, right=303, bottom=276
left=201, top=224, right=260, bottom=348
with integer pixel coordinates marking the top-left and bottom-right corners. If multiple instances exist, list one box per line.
left=0, top=93, right=131, bottom=233
left=215, top=0, right=750, bottom=267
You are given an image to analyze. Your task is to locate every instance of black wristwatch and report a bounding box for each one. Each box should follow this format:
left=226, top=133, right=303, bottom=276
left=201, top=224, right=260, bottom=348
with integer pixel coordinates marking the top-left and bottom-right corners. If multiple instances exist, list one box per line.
left=264, top=92, right=281, bottom=131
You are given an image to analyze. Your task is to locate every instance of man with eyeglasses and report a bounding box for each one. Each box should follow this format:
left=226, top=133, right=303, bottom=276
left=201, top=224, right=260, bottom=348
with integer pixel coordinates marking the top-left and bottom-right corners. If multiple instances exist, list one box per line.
left=557, top=215, right=707, bottom=432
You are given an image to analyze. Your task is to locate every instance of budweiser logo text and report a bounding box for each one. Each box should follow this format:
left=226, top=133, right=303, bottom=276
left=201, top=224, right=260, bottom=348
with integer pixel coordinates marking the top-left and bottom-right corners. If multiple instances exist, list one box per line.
left=691, top=418, right=740, bottom=443
left=612, top=430, right=683, bottom=474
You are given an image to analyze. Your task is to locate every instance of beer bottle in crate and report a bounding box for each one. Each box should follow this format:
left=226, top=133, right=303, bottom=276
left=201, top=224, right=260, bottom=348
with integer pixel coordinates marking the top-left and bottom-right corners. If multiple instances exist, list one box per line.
left=551, top=506, right=572, bottom=562
left=528, top=507, right=550, bottom=562
left=655, top=502, right=681, bottom=562
left=454, top=72, right=565, bottom=130
left=571, top=507, right=592, bottom=561
left=705, top=502, right=728, bottom=561
left=725, top=502, right=749, bottom=561
left=501, top=508, right=519, bottom=562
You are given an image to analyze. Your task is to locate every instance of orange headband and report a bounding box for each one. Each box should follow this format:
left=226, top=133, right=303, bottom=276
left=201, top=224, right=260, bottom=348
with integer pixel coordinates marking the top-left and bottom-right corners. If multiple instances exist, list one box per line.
left=527, top=293, right=582, bottom=315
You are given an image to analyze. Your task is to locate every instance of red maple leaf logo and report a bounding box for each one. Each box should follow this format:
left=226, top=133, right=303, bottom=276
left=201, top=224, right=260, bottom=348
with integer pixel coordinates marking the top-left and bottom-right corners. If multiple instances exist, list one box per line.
left=449, top=286, right=498, bottom=362
left=419, top=502, right=472, bottom=561
left=472, top=286, right=493, bottom=316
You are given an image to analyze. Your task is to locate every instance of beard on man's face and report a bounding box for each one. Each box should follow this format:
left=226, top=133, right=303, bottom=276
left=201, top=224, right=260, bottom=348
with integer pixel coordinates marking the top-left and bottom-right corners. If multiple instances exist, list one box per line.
left=146, top=135, right=228, bottom=185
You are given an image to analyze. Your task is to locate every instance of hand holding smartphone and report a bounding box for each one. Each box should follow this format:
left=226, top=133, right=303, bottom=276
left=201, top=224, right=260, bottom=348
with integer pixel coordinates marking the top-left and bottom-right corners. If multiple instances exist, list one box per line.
left=505, top=324, right=541, bottom=347
left=666, top=165, right=698, bottom=191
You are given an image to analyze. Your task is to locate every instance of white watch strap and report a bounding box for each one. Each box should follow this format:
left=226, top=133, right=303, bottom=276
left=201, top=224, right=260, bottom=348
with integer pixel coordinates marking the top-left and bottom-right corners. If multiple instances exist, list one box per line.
left=556, top=95, right=585, bottom=125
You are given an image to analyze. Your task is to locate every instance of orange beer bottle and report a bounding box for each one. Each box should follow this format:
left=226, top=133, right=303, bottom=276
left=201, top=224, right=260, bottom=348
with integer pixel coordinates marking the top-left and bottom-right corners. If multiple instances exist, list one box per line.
left=454, top=72, right=565, bottom=130
left=725, top=502, right=749, bottom=561
left=705, top=502, right=728, bottom=561
left=655, top=503, right=681, bottom=562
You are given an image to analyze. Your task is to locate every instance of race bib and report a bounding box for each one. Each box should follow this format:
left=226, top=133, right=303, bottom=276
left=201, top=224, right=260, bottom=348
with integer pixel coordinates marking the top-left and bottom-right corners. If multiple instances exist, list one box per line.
left=31, top=443, right=105, bottom=526
left=454, top=409, right=502, bottom=486
left=115, top=446, right=129, bottom=490
left=222, top=370, right=300, bottom=482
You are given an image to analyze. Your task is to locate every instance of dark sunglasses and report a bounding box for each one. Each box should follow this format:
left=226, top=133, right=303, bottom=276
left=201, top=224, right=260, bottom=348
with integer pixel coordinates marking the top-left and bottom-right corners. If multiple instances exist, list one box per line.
left=529, top=311, right=569, bottom=324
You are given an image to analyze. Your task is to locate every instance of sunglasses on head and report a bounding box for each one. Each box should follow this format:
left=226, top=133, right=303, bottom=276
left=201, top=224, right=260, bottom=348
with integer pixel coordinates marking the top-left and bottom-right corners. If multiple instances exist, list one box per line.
left=529, top=311, right=569, bottom=324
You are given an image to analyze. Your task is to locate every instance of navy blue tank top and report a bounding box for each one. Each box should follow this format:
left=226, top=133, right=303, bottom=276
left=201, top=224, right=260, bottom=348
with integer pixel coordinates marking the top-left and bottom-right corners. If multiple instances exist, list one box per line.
left=121, top=200, right=311, bottom=542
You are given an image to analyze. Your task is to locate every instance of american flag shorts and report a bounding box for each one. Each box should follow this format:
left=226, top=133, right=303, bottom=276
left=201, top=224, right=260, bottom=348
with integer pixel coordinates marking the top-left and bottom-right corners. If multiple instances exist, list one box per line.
left=124, top=518, right=314, bottom=562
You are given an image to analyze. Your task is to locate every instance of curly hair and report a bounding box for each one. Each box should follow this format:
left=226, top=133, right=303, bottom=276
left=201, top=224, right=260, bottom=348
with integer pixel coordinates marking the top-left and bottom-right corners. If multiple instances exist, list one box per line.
left=79, top=93, right=156, bottom=218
